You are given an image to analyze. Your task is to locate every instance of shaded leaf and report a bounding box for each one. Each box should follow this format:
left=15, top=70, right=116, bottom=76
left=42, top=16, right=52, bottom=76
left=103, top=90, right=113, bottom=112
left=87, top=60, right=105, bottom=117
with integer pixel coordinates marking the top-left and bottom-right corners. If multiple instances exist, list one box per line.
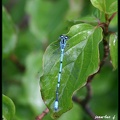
left=75, top=15, right=99, bottom=25
left=40, top=23, right=103, bottom=118
left=109, top=33, right=118, bottom=70
left=90, top=0, right=117, bottom=14
left=67, top=15, right=99, bottom=28
left=2, top=94, right=15, bottom=120
left=2, top=6, right=17, bottom=59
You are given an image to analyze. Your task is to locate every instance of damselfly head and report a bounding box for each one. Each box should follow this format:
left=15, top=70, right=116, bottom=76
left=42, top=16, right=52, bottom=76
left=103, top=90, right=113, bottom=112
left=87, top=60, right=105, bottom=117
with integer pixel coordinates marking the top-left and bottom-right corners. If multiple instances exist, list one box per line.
left=59, top=35, right=68, bottom=40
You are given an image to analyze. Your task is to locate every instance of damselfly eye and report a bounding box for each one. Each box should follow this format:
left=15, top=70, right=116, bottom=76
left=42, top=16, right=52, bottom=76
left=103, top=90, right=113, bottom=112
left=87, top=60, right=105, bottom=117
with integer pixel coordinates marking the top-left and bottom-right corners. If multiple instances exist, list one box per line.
left=60, top=35, right=64, bottom=38
left=65, top=36, right=68, bottom=40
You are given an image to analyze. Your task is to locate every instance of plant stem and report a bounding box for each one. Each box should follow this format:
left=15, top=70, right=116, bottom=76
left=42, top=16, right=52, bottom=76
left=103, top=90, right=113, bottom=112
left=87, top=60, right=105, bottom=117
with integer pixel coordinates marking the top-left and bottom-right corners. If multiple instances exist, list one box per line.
left=108, top=12, right=117, bottom=23
left=35, top=108, right=49, bottom=120
left=72, top=96, right=101, bottom=120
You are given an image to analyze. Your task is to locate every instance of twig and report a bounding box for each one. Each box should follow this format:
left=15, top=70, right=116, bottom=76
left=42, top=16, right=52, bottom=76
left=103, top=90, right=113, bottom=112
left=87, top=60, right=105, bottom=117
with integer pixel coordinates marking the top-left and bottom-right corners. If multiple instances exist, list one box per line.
left=82, top=82, right=92, bottom=105
left=72, top=82, right=100, bottom=120
left=72, top=83, right=97, bottom=120
left=35, top=108, right=49, bottom=120
left=72, top=96, right=100, bottom=120
left=108, top=12, right=117, bottom=23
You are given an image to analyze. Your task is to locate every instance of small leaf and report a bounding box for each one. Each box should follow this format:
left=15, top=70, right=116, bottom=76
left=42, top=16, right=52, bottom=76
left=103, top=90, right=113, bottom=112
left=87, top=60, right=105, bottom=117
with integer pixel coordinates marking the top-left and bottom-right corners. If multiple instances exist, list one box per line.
left=2, top=94, right=15, bottom=120
left=2, top=6, right=17, bottom=59
left=90, top=0, right=106, bottom=13
left=69, top=15, right=99, bottom=25
left=109, top=33, right=118, bottom=70
left=90, top=0, right=117, bottom=14
left=92, top=8, right=106, bottom=22
left=40, top=23, right=103, bottom=118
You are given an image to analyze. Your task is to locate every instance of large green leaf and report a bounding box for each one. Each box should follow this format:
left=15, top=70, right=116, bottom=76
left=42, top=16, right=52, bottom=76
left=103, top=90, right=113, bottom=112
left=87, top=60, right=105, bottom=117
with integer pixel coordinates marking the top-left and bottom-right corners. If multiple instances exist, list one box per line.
left=2, top=94, right=15, bottom=120
left=109, top=33, right=118, bottom=70
left=40, top=23, right=103, bottom=118
left=67, top=15, right=99, bottom=26
left=2, top=6, right=17, bottom=59
left=90, top=0, right=117, bottom=14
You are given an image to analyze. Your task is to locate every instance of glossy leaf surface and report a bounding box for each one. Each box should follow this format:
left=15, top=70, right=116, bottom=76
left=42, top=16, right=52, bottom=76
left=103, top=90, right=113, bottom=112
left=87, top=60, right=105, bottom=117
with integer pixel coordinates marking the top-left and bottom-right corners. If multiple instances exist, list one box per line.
left=40, top=23, right=103, bottom=118
left=109, top=33, right=118, bottom=70
left=90, top=0, right=117, bottom=14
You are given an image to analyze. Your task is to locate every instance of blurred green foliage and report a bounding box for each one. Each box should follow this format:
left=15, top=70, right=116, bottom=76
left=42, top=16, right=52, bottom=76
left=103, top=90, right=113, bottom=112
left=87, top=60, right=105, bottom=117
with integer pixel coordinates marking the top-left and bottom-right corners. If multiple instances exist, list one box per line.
left=2, top=0, right=117, bottom=120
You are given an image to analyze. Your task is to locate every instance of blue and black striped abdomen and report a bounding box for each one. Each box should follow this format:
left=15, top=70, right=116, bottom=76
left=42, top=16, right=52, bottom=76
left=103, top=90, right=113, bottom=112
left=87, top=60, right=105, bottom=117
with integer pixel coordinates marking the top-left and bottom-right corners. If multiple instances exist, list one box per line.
left=54, top=35, right=68, bottom=111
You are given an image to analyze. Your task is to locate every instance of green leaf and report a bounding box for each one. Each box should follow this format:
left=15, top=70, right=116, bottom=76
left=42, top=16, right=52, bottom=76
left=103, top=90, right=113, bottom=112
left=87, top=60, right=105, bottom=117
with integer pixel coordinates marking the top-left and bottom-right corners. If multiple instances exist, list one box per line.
left=109, top=33, right=118, bottom=70
left=92, top=8, right=106, bottom=22
left=2, top=6, right=17, bottom=59
left=67, top=15, right=99, bottom=27
left=40, top=23, right=103, bottom=118
left=77, top=15, right=99, bottom=25
left=2, top=94, right=15, bottom=120
left=90, top=0, right=117, bottom=14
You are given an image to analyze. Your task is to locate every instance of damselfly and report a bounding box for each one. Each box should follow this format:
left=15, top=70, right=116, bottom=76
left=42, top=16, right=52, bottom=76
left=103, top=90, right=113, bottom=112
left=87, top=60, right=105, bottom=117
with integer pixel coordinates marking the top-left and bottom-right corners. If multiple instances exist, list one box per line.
left=54, top=35, right=68, bottom=111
